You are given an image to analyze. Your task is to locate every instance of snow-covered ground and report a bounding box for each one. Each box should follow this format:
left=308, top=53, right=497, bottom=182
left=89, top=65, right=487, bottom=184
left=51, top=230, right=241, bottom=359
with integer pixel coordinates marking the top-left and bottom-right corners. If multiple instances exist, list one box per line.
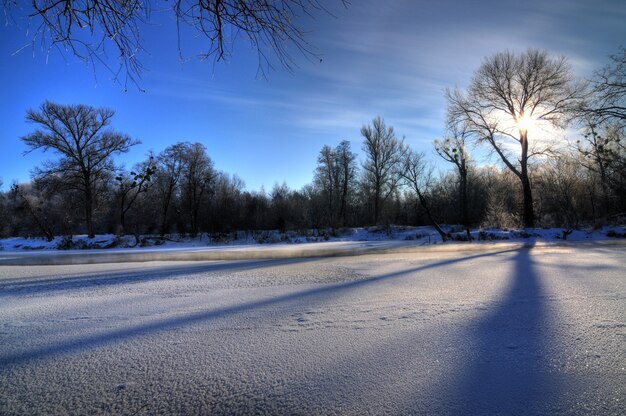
left=1, top=244, right=624, bottom=414
left=1, top=225, right=624, bottom=253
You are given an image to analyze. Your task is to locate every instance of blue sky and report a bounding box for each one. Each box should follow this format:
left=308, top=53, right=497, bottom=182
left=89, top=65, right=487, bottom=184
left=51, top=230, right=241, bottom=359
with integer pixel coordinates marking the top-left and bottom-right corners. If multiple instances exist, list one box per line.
left=1, top=0, right=624, bottom=192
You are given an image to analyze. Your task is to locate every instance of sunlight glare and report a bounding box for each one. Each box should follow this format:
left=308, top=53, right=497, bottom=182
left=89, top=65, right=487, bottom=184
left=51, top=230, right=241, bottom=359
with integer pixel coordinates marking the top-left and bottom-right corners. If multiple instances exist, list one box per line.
left=517, top=113, right=535, bottom=133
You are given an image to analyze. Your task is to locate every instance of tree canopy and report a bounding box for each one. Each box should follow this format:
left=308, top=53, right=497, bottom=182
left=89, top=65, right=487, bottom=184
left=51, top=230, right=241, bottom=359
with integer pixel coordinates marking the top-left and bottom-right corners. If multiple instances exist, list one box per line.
left=22, top=101, right=139, bottom=237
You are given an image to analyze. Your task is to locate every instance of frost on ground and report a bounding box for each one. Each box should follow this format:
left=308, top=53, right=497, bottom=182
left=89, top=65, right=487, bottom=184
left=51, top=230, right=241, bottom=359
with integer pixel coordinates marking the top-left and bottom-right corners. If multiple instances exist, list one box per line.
left=1, top=245, right=625, bottom=415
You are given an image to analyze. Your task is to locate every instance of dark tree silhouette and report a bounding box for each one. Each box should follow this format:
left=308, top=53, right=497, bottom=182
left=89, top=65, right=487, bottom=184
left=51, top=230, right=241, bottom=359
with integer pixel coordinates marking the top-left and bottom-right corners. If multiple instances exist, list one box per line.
left=335, top=140, right=357, bottom=225
left=10, top=184, right=55, bottom=242
left=361, top=117, right=405, bottom=225
left=4, top=0, right=348, bottom=86
left=22, top=101, right=139, bottom=238
left=585, top=47, right=626, bottom=125
left=180, top=142, right=215, bottom=237
left=115, top=159, right=155, bottom=236
left=314, top=140, right=357, bottom=226
left=315, top=144, right=337, bottom=225
left=447, top=49, right=584, bottom=228
left=434, top=115, right=472, bottom=241
left=401, top=149, right=448, bottom=242
left=154, top=143, right=186, bottom=236
left=574, top=116, right=626, bottom=219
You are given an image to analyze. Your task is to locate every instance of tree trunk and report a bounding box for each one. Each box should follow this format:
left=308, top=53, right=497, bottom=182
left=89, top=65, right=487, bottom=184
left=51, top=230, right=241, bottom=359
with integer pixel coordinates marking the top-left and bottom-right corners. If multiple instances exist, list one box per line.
left=119, top=193, right=126, bottom=236
left=85, top=187, right=95, bottom=238
left=327, top=169, right=334, bottom=226
left=373, top=186, right=380, bottom=225
left=597, top=160, right=610, bottom=218
left=589, top=189, right=597, bottom=224
left=416, top=190, right=448, bottom=242
left=520, top=131, right=535, bottom=228
left=159, top=185, right=173, bottom=237
left=340, top=167, right=349, bottom=226
left=459, top=166, right=471, bottom=242
left=21, top=195, right=54, bottom=242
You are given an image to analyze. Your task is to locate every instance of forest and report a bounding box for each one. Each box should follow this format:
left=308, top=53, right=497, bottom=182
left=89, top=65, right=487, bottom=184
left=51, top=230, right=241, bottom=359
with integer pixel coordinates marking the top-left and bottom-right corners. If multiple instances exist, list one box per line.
left=1, top=48, right=624, bottom=242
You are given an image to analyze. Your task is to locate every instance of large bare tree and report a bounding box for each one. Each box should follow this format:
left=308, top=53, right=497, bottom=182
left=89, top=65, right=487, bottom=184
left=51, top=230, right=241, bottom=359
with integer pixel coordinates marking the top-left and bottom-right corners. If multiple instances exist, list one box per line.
left=447, top=49, right=584, bottom=228
left=22, top=101, right=139, bottom=238
left=4, top=0, right=347, bottom=86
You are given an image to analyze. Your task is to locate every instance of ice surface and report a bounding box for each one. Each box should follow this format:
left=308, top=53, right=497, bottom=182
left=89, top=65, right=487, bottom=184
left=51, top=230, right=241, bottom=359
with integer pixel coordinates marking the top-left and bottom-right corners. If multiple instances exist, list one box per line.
left=1, top=244, right=624, bottom=414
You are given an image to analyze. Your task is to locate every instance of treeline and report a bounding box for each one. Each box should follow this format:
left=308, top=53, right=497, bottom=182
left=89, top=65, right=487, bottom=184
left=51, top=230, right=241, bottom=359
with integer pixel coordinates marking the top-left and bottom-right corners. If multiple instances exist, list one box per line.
left=0, top=48, right=624, bottom=240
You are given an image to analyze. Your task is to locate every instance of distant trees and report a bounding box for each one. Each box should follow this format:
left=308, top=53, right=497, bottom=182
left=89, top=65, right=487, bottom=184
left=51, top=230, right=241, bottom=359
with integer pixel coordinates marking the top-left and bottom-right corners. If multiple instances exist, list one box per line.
left=534, top=157, right=586, bottom=228
left=574, top=47, right=626, bottom=221
left=361, top=117, right=406, bottom=225
left=9, top=183, right=55, bottom=242
left=6, top=49, right=626, bottom=241
left=573, top=118, right=626, bottom=220
left=447, top=49, right=584, bottom=227
left=21, top=101, right=139, bottom=238
left=0, top=179, right=5, bottom=237
left=4, top=1, right=348, bottom=86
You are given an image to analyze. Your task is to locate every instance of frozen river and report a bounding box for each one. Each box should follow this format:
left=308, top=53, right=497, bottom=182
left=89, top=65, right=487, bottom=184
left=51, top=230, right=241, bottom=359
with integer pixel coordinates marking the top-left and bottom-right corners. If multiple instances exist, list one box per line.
left=1, top=243, right=625, bottom=415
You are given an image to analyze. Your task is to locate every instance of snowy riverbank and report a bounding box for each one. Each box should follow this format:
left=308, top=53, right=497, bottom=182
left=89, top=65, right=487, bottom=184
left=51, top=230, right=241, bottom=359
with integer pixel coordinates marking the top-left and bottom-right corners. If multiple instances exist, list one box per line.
left=1, top=225, right=625, bottom=253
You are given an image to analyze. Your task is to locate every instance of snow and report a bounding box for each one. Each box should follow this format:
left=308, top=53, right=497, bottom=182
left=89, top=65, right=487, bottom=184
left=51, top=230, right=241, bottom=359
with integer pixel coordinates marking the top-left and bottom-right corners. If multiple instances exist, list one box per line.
left=1, top=225, right=624, bottom=253
left=1, top=244, right=625, bottom=414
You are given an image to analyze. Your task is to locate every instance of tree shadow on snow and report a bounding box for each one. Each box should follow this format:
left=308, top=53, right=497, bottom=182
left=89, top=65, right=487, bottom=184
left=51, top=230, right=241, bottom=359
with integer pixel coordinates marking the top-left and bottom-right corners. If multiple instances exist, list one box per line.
left=0, top=258, right=320, bottom=297
left=1, top=248, right=520, bottom=366
left=436, top=243, right=570, bottom=415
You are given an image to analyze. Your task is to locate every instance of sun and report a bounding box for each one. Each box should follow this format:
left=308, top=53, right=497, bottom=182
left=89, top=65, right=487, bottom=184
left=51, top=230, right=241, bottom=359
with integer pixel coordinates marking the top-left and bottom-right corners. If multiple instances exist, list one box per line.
left=516, top=113, right=535, bottom=133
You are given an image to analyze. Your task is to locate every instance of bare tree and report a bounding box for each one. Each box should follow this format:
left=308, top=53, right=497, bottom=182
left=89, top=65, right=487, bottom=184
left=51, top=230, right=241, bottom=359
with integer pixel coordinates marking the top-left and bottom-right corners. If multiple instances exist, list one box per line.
left=115, top=158, right=155, bottom=236
left=361, top=117, right=405, bottom=225
left=571, top=47, right=626, bottom=221
left=335, top=140, right=357, bottom=225
left=314, top=144, right=337, bottom=225
left=210, top=172, right=245, bottom=232
left=21, top=101, right=139, bottom=238
left=534, top=156, right=585, bottom=228
left=434, top=115, right=472, bottom=241
left=584, top=47, right=626, bottom=126
left=4, top=0, right=347, bottom=87
left=180, top=142, right=215, bottom=237
left=314, top=140, right=357, bottom=226
left=401, top=150, right=448, bottom=242
left=9, top=183, right=55, bottom=242
left=270, top=182, right=291, bottom=232
left=574, top=117, right=626, bottom=219
left=154, top=143, right=186, bottom=236
left=447, top=49, right=584, bottom=227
